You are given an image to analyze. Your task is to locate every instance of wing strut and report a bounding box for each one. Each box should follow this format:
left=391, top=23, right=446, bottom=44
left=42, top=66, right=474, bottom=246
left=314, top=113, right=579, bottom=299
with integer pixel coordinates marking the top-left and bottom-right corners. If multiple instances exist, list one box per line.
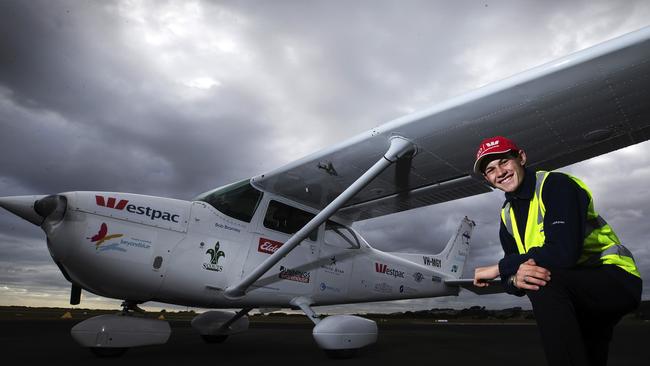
left=224, top=136, right=417, bottom=299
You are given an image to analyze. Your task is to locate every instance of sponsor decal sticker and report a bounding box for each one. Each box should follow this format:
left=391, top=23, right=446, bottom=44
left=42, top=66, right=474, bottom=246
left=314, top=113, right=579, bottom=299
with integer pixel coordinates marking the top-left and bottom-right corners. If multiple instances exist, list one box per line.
left=423, top=256, right=442, bottom=268
left=412, top=272, right=424, bottom=283
left=88, top=223, right=123, bottom=249
left=203, top=242, right=226, bottom=272
left=215, top=222, right=241, bottom=233
left=279, top=266, right=310, bottom=283
left=451, top=264, right=458, bottom=273
left=321, top=256, right=344, bottom=275
left=87, top=223, right=151, bottom=252
left=462, top=231, right=471, bottom=244
left=374, top=282, right=393, bottom=294
left=95, top=195, right=180, bottom=223
left=400, top=285, right=418, bottom=294
left=375, top=262, right=405, bottom=278
left=319, top=282, right=341, bottom=293
left=258, top=238, right=283, bottom=254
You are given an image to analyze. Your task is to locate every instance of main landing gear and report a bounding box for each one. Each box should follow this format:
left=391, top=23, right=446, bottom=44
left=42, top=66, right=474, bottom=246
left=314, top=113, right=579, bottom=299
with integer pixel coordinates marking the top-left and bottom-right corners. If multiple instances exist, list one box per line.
left=191, top=307, right=252, bottom=344
left=291, top=297, right=378, bottom=359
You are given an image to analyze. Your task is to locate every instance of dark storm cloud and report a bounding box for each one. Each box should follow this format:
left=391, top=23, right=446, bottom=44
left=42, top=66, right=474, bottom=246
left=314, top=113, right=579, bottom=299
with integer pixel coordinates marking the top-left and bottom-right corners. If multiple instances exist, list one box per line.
left=1, top=0, right=650, bottom=310
left=214, top=0, right=645, bottom=139
left=0, top=1, right=284, bottom=199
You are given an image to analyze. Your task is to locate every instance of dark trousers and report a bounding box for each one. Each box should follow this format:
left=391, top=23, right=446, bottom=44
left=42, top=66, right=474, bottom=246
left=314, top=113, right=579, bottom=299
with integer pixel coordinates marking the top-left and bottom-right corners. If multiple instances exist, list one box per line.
left=527, top=266, right=641, bottom=366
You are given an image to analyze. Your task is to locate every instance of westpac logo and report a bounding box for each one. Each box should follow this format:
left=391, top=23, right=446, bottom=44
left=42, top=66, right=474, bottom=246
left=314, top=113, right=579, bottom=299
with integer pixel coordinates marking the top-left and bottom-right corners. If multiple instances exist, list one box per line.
left=96, top=196, right=129, bottom=210
left=477, top=140, right=501, bottom=157
left=374, top=262, right=404, bottom=278
left=95, top=195, right=180, bottom=223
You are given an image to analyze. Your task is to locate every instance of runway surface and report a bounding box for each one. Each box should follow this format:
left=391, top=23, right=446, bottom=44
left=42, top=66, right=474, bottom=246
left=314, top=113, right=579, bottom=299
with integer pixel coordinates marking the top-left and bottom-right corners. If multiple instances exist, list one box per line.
left=0, top=319, right=647, bottom=365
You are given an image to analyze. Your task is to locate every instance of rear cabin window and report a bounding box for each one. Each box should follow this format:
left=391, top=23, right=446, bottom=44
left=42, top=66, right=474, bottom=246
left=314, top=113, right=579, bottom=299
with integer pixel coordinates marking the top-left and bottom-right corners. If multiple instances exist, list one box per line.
left=324, top=221, right=361, bottom=249
left=195, top=180, right=263, bottom=223
left=263, top=200, right=317, bottom=241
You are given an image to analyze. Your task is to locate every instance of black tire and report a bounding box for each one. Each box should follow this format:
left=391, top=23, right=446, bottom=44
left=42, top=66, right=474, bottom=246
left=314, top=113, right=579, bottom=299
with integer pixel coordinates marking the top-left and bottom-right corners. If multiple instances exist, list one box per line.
left=324, top=349, right=358, bottom=359
left=201, top=334, right=228, bottom=343
left=90, top=347, right=128, bottom=358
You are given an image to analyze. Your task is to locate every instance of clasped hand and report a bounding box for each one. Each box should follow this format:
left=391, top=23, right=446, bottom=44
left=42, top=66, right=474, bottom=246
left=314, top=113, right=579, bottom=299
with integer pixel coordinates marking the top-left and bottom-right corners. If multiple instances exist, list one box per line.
left=473, top=259, right=551, bottom=291
left=512, top=258, right=551, bottom=290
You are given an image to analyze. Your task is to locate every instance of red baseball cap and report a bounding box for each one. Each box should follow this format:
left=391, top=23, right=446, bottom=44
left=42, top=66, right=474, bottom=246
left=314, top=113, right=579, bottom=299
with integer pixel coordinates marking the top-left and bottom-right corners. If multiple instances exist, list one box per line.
left=473, top=136, right=520, bottom=174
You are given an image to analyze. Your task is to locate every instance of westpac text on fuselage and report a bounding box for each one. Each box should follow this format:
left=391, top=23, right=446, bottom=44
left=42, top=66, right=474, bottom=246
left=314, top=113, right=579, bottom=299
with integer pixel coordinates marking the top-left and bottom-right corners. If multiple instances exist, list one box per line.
left=96, top=195, right=180, bottom=223
left=126, top=204, right=180, bottom=223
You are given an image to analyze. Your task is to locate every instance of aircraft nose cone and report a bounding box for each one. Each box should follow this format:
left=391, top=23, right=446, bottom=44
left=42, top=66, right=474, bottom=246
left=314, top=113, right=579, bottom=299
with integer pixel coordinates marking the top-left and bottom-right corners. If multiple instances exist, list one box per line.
left=0, top=195, right=47, bottom=225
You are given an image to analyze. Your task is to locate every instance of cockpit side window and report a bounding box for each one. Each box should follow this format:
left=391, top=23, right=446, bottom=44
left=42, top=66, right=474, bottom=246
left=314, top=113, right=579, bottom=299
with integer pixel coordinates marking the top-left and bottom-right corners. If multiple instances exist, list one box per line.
left=324, top=221, right=360, bottom=249
left=195, top=180, right=263, bottom=223
left=263, top=200, right=317, bottom=241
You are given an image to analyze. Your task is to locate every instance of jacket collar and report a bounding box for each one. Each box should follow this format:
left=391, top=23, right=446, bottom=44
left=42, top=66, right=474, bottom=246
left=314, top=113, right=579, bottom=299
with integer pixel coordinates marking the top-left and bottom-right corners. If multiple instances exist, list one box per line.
left=504, top=167, right=535, bottom=201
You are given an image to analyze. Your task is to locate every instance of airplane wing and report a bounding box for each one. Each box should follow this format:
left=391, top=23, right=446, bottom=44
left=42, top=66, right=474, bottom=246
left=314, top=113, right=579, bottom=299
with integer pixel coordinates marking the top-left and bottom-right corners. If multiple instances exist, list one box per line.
left=251, top=27, right=650, bottom=222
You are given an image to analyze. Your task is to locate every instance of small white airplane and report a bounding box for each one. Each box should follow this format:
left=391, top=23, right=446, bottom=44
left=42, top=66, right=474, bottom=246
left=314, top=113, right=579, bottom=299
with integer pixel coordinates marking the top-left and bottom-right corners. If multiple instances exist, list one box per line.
left=2, top=27, right=649, bottom=358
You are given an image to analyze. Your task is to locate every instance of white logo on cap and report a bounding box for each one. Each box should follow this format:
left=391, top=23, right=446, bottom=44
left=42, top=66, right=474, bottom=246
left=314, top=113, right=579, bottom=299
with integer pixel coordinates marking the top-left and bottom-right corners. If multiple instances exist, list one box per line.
left=486, top=141, right=499, bottom=147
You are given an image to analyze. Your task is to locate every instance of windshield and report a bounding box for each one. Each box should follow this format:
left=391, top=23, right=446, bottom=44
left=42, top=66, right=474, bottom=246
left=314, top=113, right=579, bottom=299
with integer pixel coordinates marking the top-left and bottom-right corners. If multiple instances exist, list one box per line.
left=324, top=221, right=363, bottom=249
left=194, top=180, right=263, bottom=223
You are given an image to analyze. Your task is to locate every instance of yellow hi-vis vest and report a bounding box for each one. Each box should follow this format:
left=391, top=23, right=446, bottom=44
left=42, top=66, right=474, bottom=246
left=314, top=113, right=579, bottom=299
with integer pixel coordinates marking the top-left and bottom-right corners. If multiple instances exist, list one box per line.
left=501, top=171, right=640, bottom=278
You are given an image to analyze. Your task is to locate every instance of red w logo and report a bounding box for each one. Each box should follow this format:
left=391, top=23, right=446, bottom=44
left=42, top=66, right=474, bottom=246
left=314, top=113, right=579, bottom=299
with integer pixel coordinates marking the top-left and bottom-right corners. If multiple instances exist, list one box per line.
left=96, top=195, right=129, bottom=210
left=375, top=263, right=388, bottom=273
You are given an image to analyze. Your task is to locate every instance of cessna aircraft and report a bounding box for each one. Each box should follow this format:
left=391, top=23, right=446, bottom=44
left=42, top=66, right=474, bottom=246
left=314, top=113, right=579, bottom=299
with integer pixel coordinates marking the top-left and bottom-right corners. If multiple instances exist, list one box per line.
left=1, top=27, right=649, bottom=358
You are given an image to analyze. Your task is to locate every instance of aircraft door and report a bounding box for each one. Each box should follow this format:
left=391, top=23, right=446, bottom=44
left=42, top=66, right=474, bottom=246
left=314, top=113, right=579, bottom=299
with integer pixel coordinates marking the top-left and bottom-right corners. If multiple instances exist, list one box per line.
left=313, top=221, right=358, bottom=298
left=243, top=199, right=318, bottom=295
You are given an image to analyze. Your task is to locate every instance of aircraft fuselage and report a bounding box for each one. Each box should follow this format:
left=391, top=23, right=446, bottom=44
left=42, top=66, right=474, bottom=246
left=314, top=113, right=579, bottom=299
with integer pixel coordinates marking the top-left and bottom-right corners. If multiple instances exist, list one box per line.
left=48, top=190, right=461, bottom=309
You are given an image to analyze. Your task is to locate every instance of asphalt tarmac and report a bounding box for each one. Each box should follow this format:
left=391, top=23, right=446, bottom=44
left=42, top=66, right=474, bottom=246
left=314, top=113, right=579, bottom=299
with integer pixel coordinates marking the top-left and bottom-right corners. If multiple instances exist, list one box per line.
left=0, top=320, right=647, bottom=365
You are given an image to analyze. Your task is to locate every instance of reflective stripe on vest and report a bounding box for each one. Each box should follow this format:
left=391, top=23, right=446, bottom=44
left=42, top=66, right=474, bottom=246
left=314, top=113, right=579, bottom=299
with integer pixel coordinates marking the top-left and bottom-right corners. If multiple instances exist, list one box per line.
left=501, top=171, right=640, bottom=278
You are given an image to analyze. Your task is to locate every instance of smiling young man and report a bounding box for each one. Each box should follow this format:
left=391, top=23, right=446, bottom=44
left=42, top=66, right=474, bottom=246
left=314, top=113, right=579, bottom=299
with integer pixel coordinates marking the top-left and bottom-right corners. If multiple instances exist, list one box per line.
left=472, top=136, right=641, bottom=366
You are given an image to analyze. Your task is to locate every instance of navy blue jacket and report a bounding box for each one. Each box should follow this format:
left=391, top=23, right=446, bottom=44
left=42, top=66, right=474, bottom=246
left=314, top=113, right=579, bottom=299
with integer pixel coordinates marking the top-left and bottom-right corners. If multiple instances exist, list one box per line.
left=497, top=168, right=590, bottom=295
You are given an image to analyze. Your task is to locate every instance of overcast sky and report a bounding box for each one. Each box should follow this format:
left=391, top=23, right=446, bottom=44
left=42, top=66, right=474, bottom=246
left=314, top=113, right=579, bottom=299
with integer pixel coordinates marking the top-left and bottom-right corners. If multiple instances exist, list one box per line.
left=1, top=0, right=649, bottom=313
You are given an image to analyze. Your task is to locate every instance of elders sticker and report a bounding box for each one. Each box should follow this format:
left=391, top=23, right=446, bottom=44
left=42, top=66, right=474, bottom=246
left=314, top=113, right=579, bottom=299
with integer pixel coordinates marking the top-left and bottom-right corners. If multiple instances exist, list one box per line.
left=375, top=262, right=405, bottom=278
left=203, top=242, right=226, bottom=272
left=279, top=266, right=310, bottom=283
left=258, top=238, right=283, bottom=254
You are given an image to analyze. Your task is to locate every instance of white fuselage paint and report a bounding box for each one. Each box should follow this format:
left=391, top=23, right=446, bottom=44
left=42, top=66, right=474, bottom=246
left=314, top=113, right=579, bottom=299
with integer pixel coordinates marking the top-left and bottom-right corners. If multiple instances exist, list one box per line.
left=48, top=191, right=459, bottom=309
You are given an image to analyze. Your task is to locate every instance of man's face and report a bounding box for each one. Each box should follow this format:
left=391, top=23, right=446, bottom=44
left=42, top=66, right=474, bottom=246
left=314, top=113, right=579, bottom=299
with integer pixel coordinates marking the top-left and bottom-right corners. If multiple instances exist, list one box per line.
left=482, top=150, right=527, bottom=193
